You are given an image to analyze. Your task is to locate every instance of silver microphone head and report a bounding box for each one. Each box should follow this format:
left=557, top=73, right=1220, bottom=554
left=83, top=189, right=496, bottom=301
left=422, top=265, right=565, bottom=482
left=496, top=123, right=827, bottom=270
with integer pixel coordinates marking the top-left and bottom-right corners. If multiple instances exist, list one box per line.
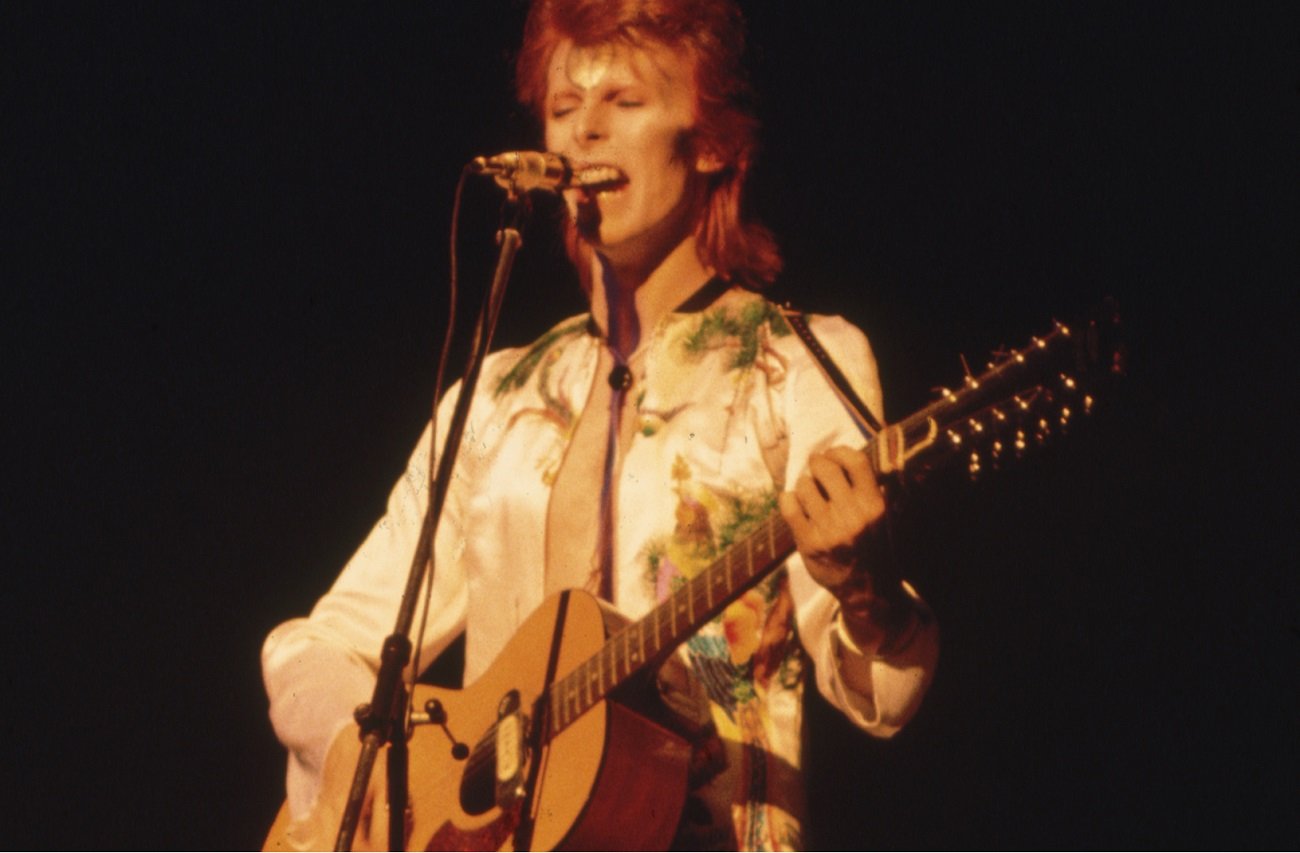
left=469, top=151, right=572, bottom=192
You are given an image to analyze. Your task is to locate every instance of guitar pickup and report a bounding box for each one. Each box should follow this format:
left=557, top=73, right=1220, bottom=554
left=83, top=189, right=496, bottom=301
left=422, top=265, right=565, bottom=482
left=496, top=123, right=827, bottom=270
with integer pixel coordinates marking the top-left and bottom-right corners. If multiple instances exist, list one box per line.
left=458, top=689, right=528, bottom=816
left=494, top=690, right=526, bottom=807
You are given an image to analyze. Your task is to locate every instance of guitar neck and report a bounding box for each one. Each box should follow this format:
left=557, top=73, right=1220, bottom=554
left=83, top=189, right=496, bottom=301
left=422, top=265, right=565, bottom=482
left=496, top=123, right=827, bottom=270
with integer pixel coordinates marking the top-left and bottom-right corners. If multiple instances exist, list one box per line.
left=543, top=506, right=801, bottom=738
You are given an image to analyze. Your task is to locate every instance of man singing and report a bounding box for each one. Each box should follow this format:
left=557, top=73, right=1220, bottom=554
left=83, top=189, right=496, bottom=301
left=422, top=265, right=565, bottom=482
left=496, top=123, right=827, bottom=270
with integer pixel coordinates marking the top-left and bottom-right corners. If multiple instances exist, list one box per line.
left=264, top=1, right=938, bottom=849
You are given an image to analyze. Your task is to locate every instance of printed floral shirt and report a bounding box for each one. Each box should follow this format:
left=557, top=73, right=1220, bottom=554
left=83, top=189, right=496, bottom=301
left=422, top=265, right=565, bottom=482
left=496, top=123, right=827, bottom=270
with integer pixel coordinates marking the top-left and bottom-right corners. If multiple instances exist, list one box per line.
left=263, top=286, right=938, bottom=851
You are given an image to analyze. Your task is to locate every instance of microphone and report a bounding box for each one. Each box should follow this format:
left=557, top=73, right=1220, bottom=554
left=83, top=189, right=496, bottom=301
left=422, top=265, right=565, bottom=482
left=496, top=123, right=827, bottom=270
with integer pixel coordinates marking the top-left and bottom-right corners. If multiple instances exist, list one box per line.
left=468, top=151, right=574, bottom=193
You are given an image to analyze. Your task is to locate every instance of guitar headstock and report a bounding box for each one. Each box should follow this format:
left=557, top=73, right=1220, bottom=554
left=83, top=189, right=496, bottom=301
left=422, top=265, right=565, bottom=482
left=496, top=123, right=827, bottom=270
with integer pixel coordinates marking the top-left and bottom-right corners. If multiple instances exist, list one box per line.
left=880, top=300, right=1123, bottom=483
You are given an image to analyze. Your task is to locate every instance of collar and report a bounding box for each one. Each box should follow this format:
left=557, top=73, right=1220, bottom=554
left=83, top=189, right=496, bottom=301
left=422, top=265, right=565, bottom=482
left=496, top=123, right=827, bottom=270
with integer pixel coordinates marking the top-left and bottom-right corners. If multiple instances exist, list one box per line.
left=583, top=275, right=734, bottom=338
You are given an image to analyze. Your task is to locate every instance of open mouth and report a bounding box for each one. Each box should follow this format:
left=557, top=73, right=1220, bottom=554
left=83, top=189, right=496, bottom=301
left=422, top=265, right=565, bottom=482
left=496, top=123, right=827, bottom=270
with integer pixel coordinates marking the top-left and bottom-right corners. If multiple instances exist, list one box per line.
left=572, top=164, right=628, bottom=194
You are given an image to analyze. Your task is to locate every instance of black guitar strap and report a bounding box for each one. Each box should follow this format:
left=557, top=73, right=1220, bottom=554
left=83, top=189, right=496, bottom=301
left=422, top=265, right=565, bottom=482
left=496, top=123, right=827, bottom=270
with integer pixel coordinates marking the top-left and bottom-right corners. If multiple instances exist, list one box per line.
left=783, top=308, right=885, bottom=435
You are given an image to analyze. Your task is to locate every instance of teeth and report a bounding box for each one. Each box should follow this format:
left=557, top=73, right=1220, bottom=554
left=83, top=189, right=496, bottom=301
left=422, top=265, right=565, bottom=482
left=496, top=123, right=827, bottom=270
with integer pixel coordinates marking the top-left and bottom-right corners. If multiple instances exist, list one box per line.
left=574, top=165, right=626, bottom=189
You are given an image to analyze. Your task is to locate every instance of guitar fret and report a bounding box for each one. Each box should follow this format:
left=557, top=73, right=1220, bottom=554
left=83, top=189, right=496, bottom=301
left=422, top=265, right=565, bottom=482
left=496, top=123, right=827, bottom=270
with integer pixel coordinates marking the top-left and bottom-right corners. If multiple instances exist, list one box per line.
left=612, top=632, right=624, bottom=683
left=595, top=648, right=605, bottom=697
left=589, top=657, right=602, bottom=702
left=567, top=677, right=579, bottom=722
left=603, top=639, right=618, bottom=686
left=630, top=622, right=643, bottom=667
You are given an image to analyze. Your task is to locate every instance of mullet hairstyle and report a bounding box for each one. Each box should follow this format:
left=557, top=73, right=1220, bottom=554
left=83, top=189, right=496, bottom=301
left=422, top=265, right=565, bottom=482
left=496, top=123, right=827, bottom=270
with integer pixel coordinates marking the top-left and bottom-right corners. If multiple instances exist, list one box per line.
left=516, top=0, right=782, bottom=289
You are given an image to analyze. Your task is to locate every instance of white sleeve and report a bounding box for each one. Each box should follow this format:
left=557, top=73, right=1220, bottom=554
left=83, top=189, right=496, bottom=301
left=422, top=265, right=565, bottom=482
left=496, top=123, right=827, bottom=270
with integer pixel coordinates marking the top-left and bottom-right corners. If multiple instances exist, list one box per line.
left=261, top=395, right=470, bottom=818
left=779, top=314, right=939, bottom=737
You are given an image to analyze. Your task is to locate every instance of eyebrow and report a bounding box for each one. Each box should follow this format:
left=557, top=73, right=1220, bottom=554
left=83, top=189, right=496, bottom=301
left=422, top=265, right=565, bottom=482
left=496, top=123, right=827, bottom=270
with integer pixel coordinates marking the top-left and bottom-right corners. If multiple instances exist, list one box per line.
left=549, top=73, right=651, bottom=103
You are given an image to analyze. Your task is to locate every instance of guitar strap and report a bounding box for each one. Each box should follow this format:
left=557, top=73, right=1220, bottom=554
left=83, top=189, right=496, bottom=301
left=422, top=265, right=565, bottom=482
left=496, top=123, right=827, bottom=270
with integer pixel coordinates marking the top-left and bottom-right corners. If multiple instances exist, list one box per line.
left=782, top=308, right=885, bottom=435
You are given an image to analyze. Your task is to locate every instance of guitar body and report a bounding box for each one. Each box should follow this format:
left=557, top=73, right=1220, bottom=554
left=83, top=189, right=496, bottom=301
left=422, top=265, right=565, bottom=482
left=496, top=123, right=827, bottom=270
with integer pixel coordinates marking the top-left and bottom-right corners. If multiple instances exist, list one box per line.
left=265, top=590, right=690, bottom=851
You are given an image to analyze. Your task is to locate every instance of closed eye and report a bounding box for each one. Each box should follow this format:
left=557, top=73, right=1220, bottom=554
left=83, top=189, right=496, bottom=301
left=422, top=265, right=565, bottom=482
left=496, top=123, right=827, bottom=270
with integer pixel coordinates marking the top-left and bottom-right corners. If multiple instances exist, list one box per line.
left=549, top=92, right=582, bottom=120
left=605, top=87, right=645, bottom=109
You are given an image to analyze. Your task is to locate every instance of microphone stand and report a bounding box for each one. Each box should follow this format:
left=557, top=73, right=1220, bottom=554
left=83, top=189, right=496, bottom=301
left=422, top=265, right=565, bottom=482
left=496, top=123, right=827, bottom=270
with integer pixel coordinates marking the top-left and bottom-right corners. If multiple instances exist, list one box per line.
left=335, top=182, right=530, bottom=851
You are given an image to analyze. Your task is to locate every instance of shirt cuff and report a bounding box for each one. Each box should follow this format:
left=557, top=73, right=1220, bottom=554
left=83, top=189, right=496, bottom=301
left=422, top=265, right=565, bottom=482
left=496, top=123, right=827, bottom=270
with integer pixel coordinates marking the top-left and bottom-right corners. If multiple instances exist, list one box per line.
left=833, top=599, right=923, bottom=661
left=832, top=577, right=925, bottom=663
left=828, top=581, right=935, bottom=728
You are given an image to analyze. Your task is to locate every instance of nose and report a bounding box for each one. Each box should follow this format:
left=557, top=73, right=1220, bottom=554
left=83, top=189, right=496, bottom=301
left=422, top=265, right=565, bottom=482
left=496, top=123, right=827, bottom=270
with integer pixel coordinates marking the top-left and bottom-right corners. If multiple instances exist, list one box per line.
left=572, top=101, right=607, bottom=148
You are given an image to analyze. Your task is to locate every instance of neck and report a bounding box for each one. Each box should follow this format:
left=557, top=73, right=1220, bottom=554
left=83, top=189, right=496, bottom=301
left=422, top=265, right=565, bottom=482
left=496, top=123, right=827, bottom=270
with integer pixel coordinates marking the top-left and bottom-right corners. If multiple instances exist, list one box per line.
left=588, top=234, right=714, bottom=359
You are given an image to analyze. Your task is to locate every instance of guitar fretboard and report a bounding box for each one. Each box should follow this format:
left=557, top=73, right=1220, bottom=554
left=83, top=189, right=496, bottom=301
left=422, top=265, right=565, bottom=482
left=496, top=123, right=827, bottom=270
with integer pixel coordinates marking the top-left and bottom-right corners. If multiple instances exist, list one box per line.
left=544, top=510, right=798, bottom=737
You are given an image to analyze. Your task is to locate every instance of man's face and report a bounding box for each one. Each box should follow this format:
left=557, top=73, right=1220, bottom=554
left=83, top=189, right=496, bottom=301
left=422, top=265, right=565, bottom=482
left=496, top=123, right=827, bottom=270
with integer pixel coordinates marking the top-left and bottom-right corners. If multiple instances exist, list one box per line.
left=544, top=38, right=703, bottom=267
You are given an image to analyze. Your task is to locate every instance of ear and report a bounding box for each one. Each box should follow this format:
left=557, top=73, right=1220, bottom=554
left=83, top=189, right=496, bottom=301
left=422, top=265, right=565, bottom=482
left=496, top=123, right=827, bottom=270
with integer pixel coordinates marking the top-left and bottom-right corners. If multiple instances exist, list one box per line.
left=695, top=149, right=726, bottom=174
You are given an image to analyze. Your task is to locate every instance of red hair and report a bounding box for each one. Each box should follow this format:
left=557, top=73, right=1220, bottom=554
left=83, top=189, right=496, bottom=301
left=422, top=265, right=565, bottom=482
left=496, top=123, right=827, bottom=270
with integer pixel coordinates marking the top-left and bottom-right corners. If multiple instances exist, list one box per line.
left=516, top=0, right=782, bottom=288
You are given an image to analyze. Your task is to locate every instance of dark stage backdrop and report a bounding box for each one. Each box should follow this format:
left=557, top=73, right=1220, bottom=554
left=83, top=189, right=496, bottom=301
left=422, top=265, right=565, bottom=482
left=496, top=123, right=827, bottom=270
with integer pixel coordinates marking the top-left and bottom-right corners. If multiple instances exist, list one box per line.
left=6, top=3, right=1295, bottom=849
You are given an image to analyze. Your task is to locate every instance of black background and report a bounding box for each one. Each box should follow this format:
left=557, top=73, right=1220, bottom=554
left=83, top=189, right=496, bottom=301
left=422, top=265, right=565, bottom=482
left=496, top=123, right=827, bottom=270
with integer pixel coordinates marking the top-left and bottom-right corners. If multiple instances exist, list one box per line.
left=6, top=2, right=1296, bottom=848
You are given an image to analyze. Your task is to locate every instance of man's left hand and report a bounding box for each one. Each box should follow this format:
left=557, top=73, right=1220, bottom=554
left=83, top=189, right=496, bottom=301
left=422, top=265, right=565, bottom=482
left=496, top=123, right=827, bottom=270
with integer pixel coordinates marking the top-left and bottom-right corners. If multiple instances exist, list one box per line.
left=778, top=445, right=909, bottom=653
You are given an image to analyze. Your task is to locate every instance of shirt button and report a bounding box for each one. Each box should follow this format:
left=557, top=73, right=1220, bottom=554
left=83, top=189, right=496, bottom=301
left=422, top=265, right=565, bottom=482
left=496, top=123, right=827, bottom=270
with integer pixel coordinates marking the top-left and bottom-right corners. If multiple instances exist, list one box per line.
left=608, top=364, right=633, bottom=391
